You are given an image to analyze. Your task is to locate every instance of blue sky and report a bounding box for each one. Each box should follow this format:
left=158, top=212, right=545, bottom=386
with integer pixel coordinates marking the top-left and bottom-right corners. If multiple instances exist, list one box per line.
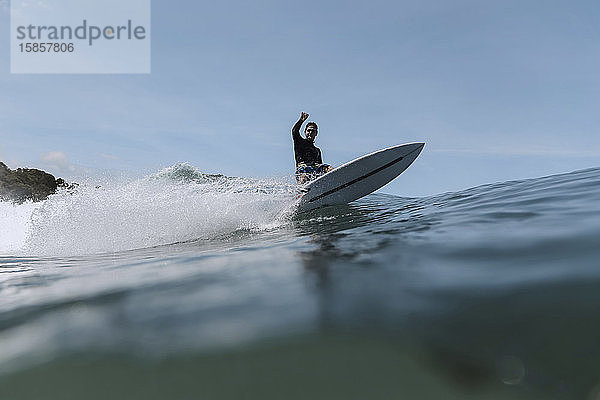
left=1, top=0, right=599, bottom=196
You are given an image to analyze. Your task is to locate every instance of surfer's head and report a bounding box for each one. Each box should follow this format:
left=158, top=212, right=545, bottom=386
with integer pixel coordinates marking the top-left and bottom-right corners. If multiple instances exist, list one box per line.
left=305, top=122, right=318, bottom=141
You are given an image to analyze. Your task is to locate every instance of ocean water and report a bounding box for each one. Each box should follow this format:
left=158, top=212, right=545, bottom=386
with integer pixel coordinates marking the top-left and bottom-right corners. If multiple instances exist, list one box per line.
left=1, top=163, right=599, bottom=400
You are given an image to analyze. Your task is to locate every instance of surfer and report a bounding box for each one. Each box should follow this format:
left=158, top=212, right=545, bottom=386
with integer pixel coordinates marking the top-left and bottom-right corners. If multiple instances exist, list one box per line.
left=292, top=112, right=333, bottom=183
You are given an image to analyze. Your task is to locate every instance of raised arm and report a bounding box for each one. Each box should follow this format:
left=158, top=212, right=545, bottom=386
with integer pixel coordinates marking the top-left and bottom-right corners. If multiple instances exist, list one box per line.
left=292, top=112, right=309, bottom=141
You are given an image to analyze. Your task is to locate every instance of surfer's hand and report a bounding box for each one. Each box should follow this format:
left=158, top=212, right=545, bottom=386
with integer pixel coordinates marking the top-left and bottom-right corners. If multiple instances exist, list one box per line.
left=300, top=112, right=309, bottom=121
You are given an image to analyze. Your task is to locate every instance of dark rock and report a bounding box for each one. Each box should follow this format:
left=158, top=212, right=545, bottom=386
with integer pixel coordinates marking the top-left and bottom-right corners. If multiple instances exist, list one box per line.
left=0, top=161, right=73, bottom=203
left=56, top=177, right=79, bottom=191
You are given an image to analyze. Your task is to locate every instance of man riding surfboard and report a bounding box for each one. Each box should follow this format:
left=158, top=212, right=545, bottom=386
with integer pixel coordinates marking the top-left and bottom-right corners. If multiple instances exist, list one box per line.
left=292, top=112, right=333, bottom=183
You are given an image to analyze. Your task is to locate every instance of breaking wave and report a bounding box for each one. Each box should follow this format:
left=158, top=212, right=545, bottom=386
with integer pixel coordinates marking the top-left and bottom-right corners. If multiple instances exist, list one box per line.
left=0, top=163, right=299, bottom=256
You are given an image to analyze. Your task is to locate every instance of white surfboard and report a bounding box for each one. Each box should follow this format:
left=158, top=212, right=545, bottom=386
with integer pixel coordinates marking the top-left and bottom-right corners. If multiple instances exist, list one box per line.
left=297, top=142, right=424, bottom=212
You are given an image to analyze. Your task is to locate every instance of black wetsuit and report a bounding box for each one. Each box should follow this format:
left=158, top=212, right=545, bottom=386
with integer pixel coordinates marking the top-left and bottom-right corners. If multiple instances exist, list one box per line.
left=292, top=119, right=322, bottom=167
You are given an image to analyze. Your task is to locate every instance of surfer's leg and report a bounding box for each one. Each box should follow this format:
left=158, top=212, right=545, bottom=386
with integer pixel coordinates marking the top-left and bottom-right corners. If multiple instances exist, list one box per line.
left=296, top=166, right=310, bottom=184
left=297, top=164, right=319, bottom=184
left=316, top=164, right=333, bottom=175
left=296, top=173, right=309, bottom=184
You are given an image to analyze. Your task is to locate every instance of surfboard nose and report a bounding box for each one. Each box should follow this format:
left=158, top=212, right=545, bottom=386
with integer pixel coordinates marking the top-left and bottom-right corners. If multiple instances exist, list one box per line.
left=405, top=142, right=425, bottom=154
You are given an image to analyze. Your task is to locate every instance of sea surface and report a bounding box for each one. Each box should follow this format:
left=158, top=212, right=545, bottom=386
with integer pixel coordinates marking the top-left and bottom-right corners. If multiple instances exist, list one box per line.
left=1, top=164, right=599, bottom=400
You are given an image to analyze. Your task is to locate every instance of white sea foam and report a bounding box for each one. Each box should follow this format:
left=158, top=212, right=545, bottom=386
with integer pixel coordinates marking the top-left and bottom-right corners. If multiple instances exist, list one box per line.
left=0, top=201, right=38, bottom=253
left=1, top=164, right=298, bottom=256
